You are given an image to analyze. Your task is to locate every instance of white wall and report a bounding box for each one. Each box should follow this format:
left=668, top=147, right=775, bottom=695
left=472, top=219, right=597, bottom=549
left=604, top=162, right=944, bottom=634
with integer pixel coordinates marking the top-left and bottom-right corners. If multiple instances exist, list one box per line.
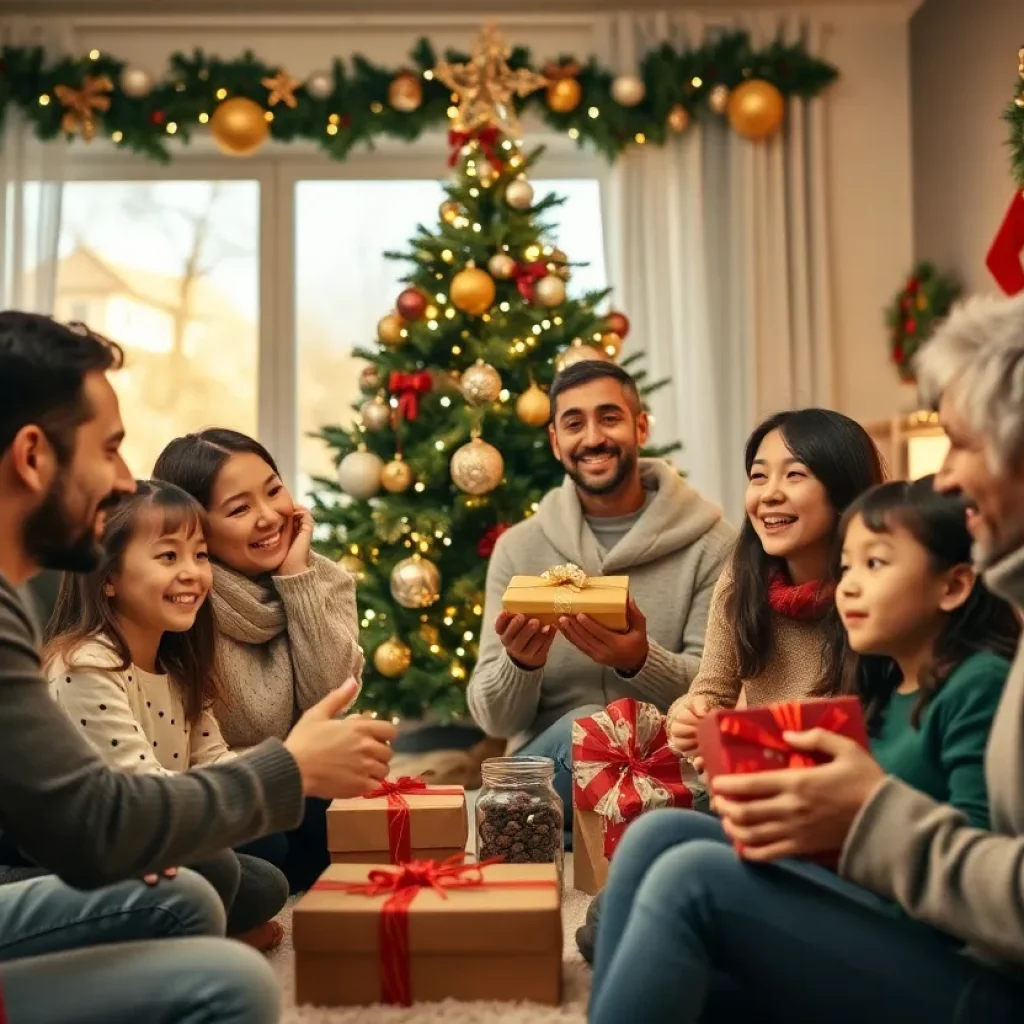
left=36, top=6, right=913, bottom=429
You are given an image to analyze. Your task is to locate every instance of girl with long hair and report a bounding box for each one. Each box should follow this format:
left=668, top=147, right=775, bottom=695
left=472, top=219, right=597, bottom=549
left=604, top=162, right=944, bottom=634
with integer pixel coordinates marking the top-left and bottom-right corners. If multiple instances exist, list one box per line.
left=43, top=480, right=288, bottom=951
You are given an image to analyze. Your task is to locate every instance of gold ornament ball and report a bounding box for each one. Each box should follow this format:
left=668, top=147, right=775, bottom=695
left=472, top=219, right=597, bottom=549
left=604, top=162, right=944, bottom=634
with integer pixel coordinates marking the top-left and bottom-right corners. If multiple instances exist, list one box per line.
left=505, top=179, right=535, bottom=211
left=708, top=83, right=731, bottom=115
left=440, top=200, right=462, bottom=226
left=727, top=80, right=785, bottom=141
left=210, top=97, right=270, bottom=157
left=460, top=361, right=502, bottom=406
left=119, top=66, right=154, bottom=99
left=516, top=383, right=551, bottom=426
left=388, top=70, right=423, bottom=113
left=338, top=554, right=366, bottom=581
left=336, top=449, right=384, bottom=500
left=602, top=331, right=624, bottom=357
left=374, top=637, right=412, bottom=678
left=535, top=274, right=567, bottom=308
left=548, top=248, right=571, bottom=280
left=605, top=310, right=631, bottom=339
left=667, top=104, right=690, bottom=133
left=488, top=252, right=516, bottom=280
left=556, top=344, right=611, bottom=373
left=381, top=456, right=415, bottom=494
left=419, top=622, right=440, bottom=646
left=478, top=161, right=497, bottom=188
left=611, top=74, right=646, bottom=107
left=450, top=266, right=496, bottom=316
left=450, top=437, right=504, bottom=496
left=377, top=312, right=404, bottom=347
left=547, top=78, right=582, bottom=113
left=390, top=555, right=441, bottom=609
left=360, top=397, right=391, bottom=432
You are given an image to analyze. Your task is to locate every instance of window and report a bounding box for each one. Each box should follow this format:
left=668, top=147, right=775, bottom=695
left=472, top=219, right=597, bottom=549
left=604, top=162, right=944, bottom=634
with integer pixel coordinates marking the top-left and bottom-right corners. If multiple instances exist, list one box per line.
left=53, top=180, right=260, bottom=477
left=293, top=177, right=607, bottom=497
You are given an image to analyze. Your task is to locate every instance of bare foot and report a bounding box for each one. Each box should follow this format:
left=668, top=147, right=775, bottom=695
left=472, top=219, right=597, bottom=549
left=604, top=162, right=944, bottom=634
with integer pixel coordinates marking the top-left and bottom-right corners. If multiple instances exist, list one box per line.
left=232, top=919, right=284, bottom=953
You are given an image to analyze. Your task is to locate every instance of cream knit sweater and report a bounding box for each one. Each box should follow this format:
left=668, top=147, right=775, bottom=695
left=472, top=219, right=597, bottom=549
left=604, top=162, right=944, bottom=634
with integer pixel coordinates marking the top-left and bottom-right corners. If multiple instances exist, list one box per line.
left=210, top=553, right=363, bottom=749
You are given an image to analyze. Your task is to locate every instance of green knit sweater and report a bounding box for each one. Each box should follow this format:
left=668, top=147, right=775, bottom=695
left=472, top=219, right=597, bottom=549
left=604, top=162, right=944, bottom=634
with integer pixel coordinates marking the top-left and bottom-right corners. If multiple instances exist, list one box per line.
left=870, top=651, right=1010, bottom=830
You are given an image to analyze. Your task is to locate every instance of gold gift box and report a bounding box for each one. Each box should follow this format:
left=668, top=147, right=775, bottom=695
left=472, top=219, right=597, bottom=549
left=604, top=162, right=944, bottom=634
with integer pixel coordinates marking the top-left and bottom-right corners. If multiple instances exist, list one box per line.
left=502, top=570, right=629, bottom=632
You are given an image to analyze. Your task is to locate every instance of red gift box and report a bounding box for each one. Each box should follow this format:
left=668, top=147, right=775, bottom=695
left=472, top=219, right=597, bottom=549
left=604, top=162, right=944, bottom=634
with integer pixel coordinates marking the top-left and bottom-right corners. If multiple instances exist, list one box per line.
left=697, top=697, right=868, bottom=780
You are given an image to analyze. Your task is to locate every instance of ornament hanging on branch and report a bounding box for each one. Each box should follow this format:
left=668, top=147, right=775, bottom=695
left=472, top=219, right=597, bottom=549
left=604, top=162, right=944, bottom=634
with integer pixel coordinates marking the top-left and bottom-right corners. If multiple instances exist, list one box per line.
left=514, top=259, right=548, bottom=301
left=460, top=361, right=502, bottom=406
left=488, top=252, right=516, bottom=280
left=547, top=248, right=571, bottom=280
left=337, top=448, right=384, bottom=500
left=305, top=69, right=333, bottom=100
left=601, top=331, right=624, bottom=357
left=359, top=364, right=383, bottom=394
left=450, top=265, right=496, bottom=316
left=390, top=555, right=441, bottom=609
left=727, top=80, right=784, bottom=140
left=373, top=637, right=412, bottom=678
left=377, top=312, right=405, bottom=347
left=55, top=75, right=113, bottom=141
left=338, top=553, right=366, bottom=581
left=262, top=69, right=301, bottom=109
left=388, top=69, right=423, bottom=112
left=708, top=84, right=731, bottom=115
left=440, top=199, right=464, bottom=226
left=604, top=310, right=631, bottom=339
left=396, top=287, right=428, bottom=321
left=478, top=523, right=511, bottom=558
left=535, top=274, right=566, bottom=308
left=118, top=66, right=153, bottom=99
left=360, top=396, right=392, bottom=432
left=381, top=454, right=415, bottom=494
left=451, top=435, right=504, bottom=496
left=516, top=382, right=551, bottom=426
left=210, top=97, right=269, bottom=156
left=544, top=61, right=582, bottom=113
left=556, top=344, right=612, bottom=373
left=389, top=369, right=432, bottom=420
left=611, top=74, right=646, bottom=107
left=667, top=104, right=690, bottom=133
left=505, top=179, right=535, bottom=211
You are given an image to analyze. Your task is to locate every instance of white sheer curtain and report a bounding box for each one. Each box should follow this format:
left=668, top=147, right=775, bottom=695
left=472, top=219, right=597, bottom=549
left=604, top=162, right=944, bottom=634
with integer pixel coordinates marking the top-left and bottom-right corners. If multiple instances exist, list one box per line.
left=0, top=20, right=69, bottom=313
left=601, top=12, right=834, bottom=522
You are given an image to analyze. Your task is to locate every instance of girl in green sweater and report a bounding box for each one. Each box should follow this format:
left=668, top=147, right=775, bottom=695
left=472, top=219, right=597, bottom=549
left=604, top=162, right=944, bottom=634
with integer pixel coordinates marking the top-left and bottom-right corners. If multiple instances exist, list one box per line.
left=837, top=476, right=1019, bottom=828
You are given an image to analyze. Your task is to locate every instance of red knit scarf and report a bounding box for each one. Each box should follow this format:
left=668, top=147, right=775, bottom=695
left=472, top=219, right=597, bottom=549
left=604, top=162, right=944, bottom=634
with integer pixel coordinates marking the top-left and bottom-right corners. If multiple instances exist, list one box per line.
left=767, top=571, right=835, bottom=620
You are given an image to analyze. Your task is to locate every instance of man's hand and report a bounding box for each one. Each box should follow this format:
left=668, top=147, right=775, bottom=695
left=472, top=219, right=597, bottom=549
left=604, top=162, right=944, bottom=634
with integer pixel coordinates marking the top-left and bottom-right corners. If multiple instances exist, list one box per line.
left=277, top=505, right=314, bottom=577
left=557, top=598, right=649, bottom=675
left=143, top=867, right=178, bottom=885
left=495, top=610, right=556, bottom=670
left=284, top=680, right=396, bottom=798
left=712, top=729, right=886, bottom=862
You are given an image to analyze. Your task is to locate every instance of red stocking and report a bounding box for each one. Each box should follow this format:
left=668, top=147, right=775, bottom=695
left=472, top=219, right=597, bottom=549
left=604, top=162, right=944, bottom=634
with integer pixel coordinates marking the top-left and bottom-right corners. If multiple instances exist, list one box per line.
left=986, top=191, right=1024, bottom=296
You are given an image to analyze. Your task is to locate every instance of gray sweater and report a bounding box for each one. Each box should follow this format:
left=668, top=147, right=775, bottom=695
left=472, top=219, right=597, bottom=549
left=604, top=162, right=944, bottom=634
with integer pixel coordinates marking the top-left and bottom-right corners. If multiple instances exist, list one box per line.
left=0, top=573, right=303, bottom=890
left=841, top=541, right=1024, bottom=968
left=467, top=459, right=736, bottom=750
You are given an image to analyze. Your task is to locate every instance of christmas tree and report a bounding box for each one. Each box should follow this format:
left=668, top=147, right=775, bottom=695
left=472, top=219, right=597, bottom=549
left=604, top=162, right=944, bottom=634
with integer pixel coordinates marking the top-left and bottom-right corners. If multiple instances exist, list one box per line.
left=312, top=26, right=676, bottom=723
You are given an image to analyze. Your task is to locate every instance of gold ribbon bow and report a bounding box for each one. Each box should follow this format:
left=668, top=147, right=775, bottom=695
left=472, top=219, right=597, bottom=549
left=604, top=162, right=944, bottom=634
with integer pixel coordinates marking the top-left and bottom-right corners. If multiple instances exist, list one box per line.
left=540, top=563, right=589, bottom=593
left=54, top=75, right=113, bottom=142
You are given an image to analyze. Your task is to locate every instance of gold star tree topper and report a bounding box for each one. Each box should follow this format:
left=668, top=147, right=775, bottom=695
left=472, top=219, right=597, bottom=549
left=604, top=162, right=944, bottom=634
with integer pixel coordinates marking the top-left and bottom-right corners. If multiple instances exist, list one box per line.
left=433, top=24, right=549, bottom=138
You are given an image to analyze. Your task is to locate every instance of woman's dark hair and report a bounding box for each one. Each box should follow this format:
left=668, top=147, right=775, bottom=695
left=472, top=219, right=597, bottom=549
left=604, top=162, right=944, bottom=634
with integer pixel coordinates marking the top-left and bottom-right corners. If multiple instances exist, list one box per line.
left=727, top=408, right=886, bottom=689
left=839, top=476, right=1020, bottom=734
left=152, top=428, right=279, bottom=510
left=44, top=480, right=217, bottom=726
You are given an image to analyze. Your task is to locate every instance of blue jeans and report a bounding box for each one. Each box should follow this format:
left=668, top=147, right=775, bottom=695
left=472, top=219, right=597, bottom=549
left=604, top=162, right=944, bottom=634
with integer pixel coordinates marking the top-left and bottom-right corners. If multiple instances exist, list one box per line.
left=517, top=704, right=604, bottom=846
left=0, top=869, right=279, bottom=1023
left=591, top=809, right=1024, bottom=1024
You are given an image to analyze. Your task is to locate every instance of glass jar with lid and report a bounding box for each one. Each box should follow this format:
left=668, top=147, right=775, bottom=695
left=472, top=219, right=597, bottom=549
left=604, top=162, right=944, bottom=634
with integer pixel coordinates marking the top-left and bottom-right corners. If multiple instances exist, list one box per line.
left=475, top=756, right=564, bottom=874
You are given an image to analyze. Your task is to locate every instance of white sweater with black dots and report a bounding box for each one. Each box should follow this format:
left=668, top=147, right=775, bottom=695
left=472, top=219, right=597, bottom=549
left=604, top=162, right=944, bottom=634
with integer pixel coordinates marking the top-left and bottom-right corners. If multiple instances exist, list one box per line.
left=48, top=640, right=235, bottom=776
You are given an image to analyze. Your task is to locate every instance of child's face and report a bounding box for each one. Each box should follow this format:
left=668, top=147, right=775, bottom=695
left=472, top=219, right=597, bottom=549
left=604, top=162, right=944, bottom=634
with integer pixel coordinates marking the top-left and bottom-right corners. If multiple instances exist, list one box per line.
left=837, top=514, right=970, bottom=656
left=108, top=513, right=212, bottom=636
left=204, top=452, right=296, bottom=577
left=744, top=429, right=835, bottom=563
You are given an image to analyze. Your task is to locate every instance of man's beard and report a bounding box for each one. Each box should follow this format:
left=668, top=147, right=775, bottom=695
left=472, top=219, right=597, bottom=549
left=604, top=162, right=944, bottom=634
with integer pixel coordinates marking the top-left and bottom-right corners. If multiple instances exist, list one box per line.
left=565, top=445, right=637, bottom=497
left=23, top=477, right=111, bottom=573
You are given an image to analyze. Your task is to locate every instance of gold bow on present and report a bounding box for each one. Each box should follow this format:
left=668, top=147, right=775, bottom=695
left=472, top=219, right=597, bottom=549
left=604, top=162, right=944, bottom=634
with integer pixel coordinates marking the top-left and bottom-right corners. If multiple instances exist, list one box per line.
left=54, top=75, right=113, bottom=141
left=540, top=563, right=589, bottom=591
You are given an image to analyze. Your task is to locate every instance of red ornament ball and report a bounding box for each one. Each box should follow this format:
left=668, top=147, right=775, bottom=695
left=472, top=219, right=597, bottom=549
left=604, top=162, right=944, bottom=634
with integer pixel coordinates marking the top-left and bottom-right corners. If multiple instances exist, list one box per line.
left=605, top=310, right=630, bottom=339
left=478, top=523, right=511, bottom=558
left=904, top=319, right=917, bottom=334
left=150, top=110, right=166, bottom=126
left=396, top=287, right=428, bottom=322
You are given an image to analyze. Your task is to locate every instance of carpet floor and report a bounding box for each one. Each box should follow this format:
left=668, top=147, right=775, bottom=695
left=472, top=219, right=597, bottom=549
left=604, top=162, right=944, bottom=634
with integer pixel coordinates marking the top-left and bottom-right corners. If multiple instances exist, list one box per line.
left=268, top=855, right=592, bottom=1024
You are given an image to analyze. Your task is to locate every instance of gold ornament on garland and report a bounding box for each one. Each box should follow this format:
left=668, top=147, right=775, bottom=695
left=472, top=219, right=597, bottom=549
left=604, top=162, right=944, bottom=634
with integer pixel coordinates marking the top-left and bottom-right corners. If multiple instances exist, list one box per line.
left=381, top=454, right=415, bottom=494
left=488, top=252, right=516, bottom=280
left=535, top=274, right=566, bottom=308
left=118, top=66, right=154, bottom=99
left=611, top=74, right=646, bottom=107
left=432, top=22, right=549, bottom=137
left=374, top=636, right=412, bottom=678
left=262, top=69, right=301, bottom=108
left=708, top=83, right=731, bottom=115
left=338, top=553, right=366, bottom=581
left=667, top=104, right=690, bottom=133
left=516, top=382, right=551, bottom=426
left=388, top=70, right=424, bottom=113
left=390, top=555, right=441, bottom=609
left=450, top=265, right=496, bottom=316
left=556, top=344, right=612, bottom=373
left=451, top=436, right=504, bottom=496
left=305, top=70, right=333, bottom=100
left=544, top=62, right=582, bottom=113
left=54, top=75, right=113, bottom=141
left=460, top=360, right=502, bottom=406
left=377, top=312, right=405, bottom=347
left=210, top=96, right=269, bottom=156
left=360, top=396, right=392, bottom=432
left=727, top=80, right=785, bottom=141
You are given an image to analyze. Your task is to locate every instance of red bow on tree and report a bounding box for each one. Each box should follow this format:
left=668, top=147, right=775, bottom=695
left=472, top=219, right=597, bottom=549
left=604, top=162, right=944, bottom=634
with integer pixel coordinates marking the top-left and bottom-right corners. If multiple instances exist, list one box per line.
left=514, top=261, right=548, bottom=302
left=478, top=522, right=510, bottom=558
left=447, top=125, right=503, bottom=170
left=388, top=371, right=432, bottom=421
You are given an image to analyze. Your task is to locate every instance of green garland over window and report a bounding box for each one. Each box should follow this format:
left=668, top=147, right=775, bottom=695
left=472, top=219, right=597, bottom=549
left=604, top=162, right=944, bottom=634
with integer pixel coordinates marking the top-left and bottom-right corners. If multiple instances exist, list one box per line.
left=1006, top=47, right=1024, bottom=190
left=0, top=30, right=837, bottom=164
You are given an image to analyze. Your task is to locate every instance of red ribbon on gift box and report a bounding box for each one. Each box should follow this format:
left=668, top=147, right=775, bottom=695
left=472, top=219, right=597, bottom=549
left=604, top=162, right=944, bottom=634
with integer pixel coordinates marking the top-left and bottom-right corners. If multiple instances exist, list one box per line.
left=716, top=701, right=851, bottom=773
left=313, top=855, right=557, bottom=1006
left=572, top=697, right=695, bottom=857
left=363, top=776, right=464, bottom=864
left=388, top=371, right=432, bottom=421
left=514, top=260, right=549, bottom=302
left=447, top=125, right=503, bottom=170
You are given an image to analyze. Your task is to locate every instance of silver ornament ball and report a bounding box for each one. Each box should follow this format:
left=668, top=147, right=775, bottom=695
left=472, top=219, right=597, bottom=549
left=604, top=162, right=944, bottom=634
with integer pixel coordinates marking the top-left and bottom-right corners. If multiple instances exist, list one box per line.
left=306, top=70, right=334, bottom=100
left=360, top=398, right=392, bottom=432
left=337, top=450, right=383, bottom=501
left=611, top=74, right=646, bottom=107
left=390, top=556, right=442, bottom=609
left=505, top=179, right=535, bottom=211
left=119, top=66, right=154, bottom=99
left=535, top=275, right=567, bottom=308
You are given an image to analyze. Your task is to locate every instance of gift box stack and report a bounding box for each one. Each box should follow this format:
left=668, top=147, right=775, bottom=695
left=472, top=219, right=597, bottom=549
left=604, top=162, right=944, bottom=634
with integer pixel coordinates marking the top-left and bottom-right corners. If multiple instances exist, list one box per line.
left=572, top=697, right=697, bottom=895
left=502, top=563, right=630, bottom=630
left=297, top=778, right=563, bottom=1007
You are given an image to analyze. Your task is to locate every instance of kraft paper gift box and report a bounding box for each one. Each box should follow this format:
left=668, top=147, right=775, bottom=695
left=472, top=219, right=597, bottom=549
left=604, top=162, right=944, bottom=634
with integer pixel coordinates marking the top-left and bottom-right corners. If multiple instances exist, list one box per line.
left=572, top=697, right=696, bottom=896
left=327, top=777, right=468, bottom=865
left=502, top=563, right=629, bottom=631
left=293, top=859, right=563, bottom=1008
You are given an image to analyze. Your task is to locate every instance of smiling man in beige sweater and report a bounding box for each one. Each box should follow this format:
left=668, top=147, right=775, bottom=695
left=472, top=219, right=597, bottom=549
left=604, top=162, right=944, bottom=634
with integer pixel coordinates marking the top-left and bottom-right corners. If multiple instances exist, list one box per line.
left=467, top=361, right=735, bottom=836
